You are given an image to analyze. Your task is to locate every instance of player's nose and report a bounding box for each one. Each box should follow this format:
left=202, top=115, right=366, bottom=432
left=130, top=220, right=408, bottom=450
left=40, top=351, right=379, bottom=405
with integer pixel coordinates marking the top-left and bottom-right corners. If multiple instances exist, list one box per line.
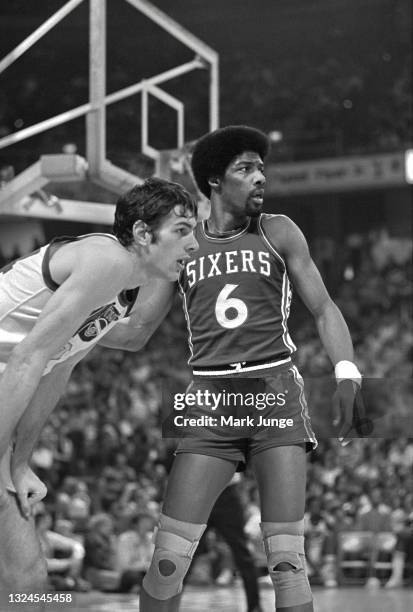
left=186, top=233, right=199, bottom=254
left=253, top=168, right=266, bottom=185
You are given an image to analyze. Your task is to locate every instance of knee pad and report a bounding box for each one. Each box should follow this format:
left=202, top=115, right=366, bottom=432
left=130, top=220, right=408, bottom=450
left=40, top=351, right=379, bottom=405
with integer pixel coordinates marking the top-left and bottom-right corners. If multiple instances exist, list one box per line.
left=261, top=520, right=313, bottom=610
left=143, top=513, right=206, bottom=600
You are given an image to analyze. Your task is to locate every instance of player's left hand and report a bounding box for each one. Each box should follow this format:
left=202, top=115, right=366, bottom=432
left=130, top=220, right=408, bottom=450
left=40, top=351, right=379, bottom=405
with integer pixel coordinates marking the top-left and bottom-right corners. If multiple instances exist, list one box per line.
left=332, top=380, right=373, bottom=446
left=11, top=464, right=48, bottom=519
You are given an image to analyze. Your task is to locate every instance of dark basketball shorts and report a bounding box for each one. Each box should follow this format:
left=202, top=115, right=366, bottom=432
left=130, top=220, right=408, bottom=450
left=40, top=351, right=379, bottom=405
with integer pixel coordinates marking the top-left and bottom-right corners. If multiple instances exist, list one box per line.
left=174, top=362, right=317, bottom=470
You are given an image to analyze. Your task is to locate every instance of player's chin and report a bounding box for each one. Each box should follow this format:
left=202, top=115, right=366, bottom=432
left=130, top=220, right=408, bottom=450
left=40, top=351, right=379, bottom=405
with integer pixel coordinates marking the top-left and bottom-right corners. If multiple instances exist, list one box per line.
left=166, top=271, right=179, bottom=281
left=246, top=199, right=263, bottom=217
left=167, top=264, right=182, bottom=280
left=247, top=205, right=262, bottom=218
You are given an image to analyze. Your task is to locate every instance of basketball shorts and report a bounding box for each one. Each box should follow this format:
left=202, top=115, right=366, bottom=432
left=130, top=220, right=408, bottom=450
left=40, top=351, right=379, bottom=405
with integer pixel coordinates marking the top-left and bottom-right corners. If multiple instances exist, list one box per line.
left=174, top=362, right=317, bottom=470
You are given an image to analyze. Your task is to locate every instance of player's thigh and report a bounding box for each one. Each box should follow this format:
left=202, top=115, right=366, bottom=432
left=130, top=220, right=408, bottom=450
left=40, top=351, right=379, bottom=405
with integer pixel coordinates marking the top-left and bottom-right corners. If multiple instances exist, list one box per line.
left=251, top=444, right=307, bottom=522
left=163, top=453, right=237, bottom=523
left=0, top=492, right=47, bottom=592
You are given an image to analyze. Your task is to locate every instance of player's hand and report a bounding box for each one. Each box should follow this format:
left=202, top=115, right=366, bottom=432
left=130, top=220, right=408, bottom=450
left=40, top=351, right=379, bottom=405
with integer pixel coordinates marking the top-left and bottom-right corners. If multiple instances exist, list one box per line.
left=332, top=380, right=372, bottom=446
left=11, top=464, right=48, bottom=519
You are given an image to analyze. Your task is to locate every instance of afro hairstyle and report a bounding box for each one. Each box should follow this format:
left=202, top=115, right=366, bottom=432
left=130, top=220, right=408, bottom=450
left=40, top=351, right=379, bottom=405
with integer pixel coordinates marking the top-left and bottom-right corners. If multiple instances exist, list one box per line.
left=191, top=125, right=270, bottom=198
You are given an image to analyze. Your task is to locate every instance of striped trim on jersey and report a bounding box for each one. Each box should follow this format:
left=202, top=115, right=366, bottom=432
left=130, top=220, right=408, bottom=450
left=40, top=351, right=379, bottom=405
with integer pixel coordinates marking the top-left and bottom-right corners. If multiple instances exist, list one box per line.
left=280, top=271, right=296, bottom=353
left=258, top=215, right=297, bottom=354
left=179, top=280, right=194, bottom=362
left=42, top=233, right=118, bottom=291
left=201, top=219, right=251, bottom=242
left=290, top=365, right=318, bottom=448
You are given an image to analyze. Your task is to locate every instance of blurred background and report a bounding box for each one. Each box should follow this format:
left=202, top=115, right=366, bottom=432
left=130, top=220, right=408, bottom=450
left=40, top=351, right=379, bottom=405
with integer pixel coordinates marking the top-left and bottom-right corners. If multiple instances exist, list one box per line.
left=0, top=0, right=412, bottom=600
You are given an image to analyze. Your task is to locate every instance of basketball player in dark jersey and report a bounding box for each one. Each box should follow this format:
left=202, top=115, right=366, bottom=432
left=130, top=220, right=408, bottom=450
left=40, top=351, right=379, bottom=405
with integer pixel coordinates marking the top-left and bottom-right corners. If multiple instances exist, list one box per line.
left=139, top=127, right=362, bottom=612
left=0, top=178, right=198, bottom=608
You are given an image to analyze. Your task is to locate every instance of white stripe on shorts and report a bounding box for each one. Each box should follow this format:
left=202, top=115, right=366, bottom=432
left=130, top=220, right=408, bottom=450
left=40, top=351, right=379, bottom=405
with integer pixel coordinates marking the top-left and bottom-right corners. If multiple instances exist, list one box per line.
left=193, top=356, right=292, bottom=376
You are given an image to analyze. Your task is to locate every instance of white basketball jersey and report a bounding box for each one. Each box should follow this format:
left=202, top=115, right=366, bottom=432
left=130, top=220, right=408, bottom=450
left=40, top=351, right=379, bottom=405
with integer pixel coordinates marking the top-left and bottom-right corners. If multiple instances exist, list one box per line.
left=0, top=234, right=139, bottom=375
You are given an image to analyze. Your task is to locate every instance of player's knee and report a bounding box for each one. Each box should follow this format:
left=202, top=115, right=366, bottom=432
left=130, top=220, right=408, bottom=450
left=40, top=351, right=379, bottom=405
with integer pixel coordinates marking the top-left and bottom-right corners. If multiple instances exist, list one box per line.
left=143, top=513, right=206, bottom=600
left=274, top=561, right=297, bottom=571
left=261, top=520, right=313, bottom=610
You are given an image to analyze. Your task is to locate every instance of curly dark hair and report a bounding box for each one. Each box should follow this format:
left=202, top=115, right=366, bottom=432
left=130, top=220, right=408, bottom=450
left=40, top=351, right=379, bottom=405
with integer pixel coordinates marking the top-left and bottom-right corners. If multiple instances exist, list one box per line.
left=191, top=125, right=270, bottom=198
left=113, top=178, right=197, bottom=246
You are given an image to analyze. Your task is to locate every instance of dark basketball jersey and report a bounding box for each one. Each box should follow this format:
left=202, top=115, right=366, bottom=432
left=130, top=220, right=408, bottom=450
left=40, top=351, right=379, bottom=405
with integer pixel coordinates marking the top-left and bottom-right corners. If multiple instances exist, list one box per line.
left=178, top=214, right=296, bottom=368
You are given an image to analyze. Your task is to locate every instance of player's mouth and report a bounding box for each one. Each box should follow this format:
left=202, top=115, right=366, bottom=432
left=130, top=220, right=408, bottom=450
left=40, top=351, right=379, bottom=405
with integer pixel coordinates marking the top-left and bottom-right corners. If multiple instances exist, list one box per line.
left=176, top=257, right=188, bottom=272
left=250, top=190, right=264, bottom=204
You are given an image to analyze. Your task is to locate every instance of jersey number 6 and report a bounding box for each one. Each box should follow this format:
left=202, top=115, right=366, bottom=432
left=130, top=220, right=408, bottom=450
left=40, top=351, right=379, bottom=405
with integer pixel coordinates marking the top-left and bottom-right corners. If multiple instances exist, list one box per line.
left=215, top=284, right=248, bottom=329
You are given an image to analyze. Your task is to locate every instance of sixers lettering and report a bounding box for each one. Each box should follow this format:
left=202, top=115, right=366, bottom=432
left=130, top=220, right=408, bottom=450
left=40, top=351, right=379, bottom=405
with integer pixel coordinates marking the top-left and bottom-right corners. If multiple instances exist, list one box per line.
left=179, top=215, right=295, bottom=367
left=185, top=249, right=271, bottom=285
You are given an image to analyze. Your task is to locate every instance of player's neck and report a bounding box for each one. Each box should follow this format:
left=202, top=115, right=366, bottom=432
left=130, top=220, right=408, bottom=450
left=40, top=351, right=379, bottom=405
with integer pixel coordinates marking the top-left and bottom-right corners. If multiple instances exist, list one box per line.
left=124, top=244, right=151, bottom=287
left=206, top=209, right=249, bottom=235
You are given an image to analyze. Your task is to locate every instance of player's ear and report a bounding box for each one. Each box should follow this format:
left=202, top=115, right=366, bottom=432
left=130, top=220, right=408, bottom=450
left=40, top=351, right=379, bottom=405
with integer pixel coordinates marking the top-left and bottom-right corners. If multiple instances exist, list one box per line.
left=132, top=220, right=152, bottom=246
left=208, top=176, right=220, bottom=192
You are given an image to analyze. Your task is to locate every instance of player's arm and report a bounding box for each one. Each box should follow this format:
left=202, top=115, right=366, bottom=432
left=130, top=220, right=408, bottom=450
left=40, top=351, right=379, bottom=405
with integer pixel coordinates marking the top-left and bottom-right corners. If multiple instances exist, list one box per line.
left=97, top=279, right=175, bottom=351
left=264, top=215, right=357, bottom=370
left=264, top=215, right=364, bottom=441
left=0, top=249, right=130, bottom=465
left=10, top=356, right=85, bottom=517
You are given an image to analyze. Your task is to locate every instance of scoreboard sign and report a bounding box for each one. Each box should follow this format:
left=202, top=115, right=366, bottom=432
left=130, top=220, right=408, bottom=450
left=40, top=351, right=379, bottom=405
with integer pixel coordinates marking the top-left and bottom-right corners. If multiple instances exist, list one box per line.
left=266, top=152, right=408, bottom=195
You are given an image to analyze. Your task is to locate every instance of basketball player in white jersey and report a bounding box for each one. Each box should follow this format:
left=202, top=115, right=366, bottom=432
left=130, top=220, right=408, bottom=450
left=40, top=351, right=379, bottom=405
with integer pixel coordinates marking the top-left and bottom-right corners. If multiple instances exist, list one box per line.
left=0, top=177, right=198, bottom=606
left=136, top=127, right=362, bottom=611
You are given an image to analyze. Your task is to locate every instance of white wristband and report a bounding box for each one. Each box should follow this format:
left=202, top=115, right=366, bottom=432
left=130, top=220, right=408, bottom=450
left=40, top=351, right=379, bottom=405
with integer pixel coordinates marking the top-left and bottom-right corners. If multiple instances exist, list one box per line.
left=335, top=360, right=362, bottom=387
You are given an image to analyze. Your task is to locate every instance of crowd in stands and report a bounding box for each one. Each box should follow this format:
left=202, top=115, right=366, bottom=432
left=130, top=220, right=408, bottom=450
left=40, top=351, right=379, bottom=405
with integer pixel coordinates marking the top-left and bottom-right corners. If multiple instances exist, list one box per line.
left=14, top=229, right=409, bottom=593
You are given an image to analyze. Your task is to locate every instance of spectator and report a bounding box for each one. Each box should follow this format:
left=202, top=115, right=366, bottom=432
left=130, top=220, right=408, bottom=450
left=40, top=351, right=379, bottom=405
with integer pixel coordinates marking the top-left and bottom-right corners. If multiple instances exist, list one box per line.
left=34, top=505, right=90, bottom=592
left=55, top=477, right=91, bottom=534
left=83, top=513, right=120, bottom=591
left=355, top=489, right=392, bottom=533
left=386, top=495, right=413, bottom=588
left=116, top=513, right=156, bottom=589
left=83, top=512, right=144, bottom=593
